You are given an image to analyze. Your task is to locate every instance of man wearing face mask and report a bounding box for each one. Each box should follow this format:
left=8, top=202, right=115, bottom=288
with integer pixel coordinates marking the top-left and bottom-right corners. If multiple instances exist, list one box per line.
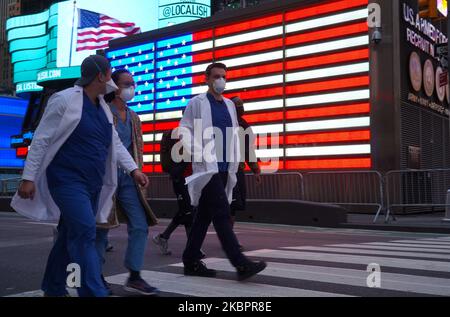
left=96, top=69, right=159, bottom=296
left=179, top=63, right=267, bottom=281
left=11, top=55, right=149, bottom=297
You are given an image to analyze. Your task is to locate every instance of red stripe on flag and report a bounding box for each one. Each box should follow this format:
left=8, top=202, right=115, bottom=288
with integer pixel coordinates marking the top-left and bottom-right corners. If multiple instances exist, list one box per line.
left=285, top=76, right=370, bottom=95
left=286, top=49, right=369, bottom=71
left=143, top=165, right=154, bottom=173
left=215, top=38, right=283, bottom=59
left=154, top=164, right=163, bottom=173
left=193, top=74, right=205, bottom=84
left=215, top=14, right=283, bottom=37
left=226, top=62, right=283, bottom=80
left=257, top=135, right=284, bottom=147
left=144, top=144, right=161, bottom=153
left=16, top=147, right=28, bottom=157
left=76, top=43, right=109, bottom=51
left=142, top=123, right=154, bottom=133
left=286, top=22, right=368, bottom=46
left=193, top=30, right=213, bottom=41
left=285, top=157, right=372, bottom=170
left=285, top=130, right=371, bottom=145
left=77, top=37, right=115, bottom=44
left=78, top=28, right=140, bottom=37
left=243, top=111, right=284, bottom=124
left=154, top=121, right=179, bottom=131
left=285, top=103, right=370, bottom=120
left=224, top=87, right=283, bottom=100
left=285, top=0, right=369, bottom=22
left=193, top=51, right=214, bottom=63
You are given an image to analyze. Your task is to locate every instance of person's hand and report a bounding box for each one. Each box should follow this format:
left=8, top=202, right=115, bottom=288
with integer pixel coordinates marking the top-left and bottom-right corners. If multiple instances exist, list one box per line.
left=18, top=180, right=36, bottom=200
left=131, top=169, right=149, bottom=188
left=255, top=173, right=262, bottom=186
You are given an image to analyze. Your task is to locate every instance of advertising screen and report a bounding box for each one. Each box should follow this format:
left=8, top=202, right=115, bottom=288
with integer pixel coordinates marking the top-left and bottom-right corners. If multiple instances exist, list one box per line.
left=107, top=0, right=371, bottom=173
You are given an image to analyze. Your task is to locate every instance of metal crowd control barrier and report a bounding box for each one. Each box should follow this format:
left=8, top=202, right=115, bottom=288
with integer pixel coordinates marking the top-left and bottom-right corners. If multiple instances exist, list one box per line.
left=385, top=169, right=450, bottom=222
left=146, top=174, right=174, bottom=199
left=245, top=172, right=304, bottom=200
left=303, top=171, right=384, bottom=223
left=0, top=177, right=21, bottom=197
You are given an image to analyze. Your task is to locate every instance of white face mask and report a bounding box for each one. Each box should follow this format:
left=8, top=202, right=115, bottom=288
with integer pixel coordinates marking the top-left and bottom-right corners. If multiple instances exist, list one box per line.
left=105, top=79, right=119, bottom=94
left=213, top=78, right=226, bottom=95
left=120, top=87, right=135, bottom=102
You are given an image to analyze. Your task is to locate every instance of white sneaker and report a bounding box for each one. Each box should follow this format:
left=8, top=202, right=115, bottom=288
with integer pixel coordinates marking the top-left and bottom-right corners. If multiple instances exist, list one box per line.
left=152, top=234, right=171, bottom=255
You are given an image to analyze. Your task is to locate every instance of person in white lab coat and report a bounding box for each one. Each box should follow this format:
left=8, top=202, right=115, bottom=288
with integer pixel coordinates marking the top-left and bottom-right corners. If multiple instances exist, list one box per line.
left=11, top=55, right=149, bottom=297
left=179, top=63, right=266, bottom=281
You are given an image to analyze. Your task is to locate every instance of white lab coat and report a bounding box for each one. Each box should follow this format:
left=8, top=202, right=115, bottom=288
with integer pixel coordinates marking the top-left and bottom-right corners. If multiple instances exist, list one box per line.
left=10, top=86, right=138, bottom=224
left=179, top=93, right=241, bottom=207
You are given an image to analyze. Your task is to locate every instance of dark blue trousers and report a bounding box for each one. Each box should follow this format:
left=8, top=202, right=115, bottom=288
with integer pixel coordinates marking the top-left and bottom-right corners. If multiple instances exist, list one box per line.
left=182, top=172, right=247, bottom=267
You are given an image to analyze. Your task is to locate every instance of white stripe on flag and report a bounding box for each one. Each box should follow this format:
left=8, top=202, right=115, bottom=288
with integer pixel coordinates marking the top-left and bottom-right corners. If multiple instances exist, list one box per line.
left=215, top=26, right=283, bottom=47
left=286, top=89, right=370, bottom=108
left=285, top=8, right=368, bottom=33
left=286, top=63, right=369, bottom=83
left=285, top=144, right=371, bottom=157
left=286, top=35, right=369, bottom=58
left=285, top=117, right=370, bottom=132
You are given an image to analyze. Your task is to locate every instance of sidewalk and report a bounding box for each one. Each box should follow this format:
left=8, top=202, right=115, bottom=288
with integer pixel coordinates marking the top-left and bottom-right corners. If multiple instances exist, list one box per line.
left=340, top=212, right=450, bottom=234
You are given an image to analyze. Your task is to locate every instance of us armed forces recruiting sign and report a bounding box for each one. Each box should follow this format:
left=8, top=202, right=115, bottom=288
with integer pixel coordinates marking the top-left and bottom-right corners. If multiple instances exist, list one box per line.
left=402, top=0, right=449, bottom=117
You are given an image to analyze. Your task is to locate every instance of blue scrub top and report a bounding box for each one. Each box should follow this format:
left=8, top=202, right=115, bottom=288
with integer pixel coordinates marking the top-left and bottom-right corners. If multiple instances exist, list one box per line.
left=207, top=93, right=232, bottom=172
left=47, top=92, right=113, bottom=192
left=110, top=104, right=132, bottom=153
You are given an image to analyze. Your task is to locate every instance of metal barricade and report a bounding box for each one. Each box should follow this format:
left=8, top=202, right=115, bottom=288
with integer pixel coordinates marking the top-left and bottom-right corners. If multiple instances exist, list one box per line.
left=146, top=174, right=174, bottom=199
left=245, top=172, right=304, bottom=200
left=303, top=171, right=384, bottom=223
left=0, top=177, right=21, bottom=197
left=385, top=169, right=450, bottom=222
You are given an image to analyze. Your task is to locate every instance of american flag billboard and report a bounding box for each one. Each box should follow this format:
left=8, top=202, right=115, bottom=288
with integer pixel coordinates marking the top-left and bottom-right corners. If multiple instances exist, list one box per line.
left=106, top=0, right=371, bottom=173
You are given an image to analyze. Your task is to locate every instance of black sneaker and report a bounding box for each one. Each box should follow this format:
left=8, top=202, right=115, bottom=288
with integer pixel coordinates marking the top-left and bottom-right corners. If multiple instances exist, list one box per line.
left=184, top=261, right=217, bottom=278
left=124, top=278, right=159, bottom=296
left=237, top=261, right=267, bottom=281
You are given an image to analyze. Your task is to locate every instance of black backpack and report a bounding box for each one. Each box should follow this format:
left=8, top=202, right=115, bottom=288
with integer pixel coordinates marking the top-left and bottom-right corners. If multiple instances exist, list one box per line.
left=160, top=129, right=178, bottom=173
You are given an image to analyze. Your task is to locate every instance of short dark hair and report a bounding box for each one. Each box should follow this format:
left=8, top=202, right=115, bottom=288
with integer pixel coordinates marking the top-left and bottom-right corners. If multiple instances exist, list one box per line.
left=111, top=68, right=131, bottom=84
left=104, top=68, right=131, bottom=103
left=205, top=63, right=227, bottom=77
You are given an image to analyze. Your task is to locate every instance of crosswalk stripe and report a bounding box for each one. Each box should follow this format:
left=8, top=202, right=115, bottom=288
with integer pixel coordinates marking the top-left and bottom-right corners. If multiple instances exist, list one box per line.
left=390, top=240, right=450, bottom=246
left=170, top=258, right=450, bottom=297
left=282, top=246, right=450, bottom=260
left=413, top=238, right=450, bottom=243
left=326, top=244, right=450, bottom=254
left=105, top=270, right=350, bottom=297
left=243, top=249, right=450, bottom=272
left=365, top=242, right=450, bottom=250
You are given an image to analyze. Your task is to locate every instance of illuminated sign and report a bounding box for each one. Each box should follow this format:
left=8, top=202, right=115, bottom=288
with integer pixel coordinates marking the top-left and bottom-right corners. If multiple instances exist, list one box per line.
left=158, top=0, right=211, bottom=28
left=0, top=96, right=28, bottom=168
left=7, top=0, right=210, bottom=94
left=37, top=67, right=81, bottom=84
left=438, top=0, right=448, bottom=16
left=107, top=0, right=371, bottom=173
left=16, top=82, right=43, bottom=93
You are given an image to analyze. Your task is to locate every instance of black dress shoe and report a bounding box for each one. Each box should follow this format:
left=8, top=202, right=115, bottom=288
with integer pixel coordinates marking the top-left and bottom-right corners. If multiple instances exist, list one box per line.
left=184, top=261, right=217, bottom=278
left=237, top=261, right=267, bottom=281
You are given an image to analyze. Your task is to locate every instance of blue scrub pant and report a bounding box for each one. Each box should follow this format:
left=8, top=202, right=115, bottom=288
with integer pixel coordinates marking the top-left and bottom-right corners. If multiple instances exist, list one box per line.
left=41, top=184, right=109, bottom=297
left=96, top=170, right=149, bottom=272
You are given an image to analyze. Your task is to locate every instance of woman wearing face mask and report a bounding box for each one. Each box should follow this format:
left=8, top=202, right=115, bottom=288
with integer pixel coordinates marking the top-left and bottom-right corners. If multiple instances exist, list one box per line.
left=12, top=55, right=150, bottom=297
left=96, top=69, right=159, bottom=296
